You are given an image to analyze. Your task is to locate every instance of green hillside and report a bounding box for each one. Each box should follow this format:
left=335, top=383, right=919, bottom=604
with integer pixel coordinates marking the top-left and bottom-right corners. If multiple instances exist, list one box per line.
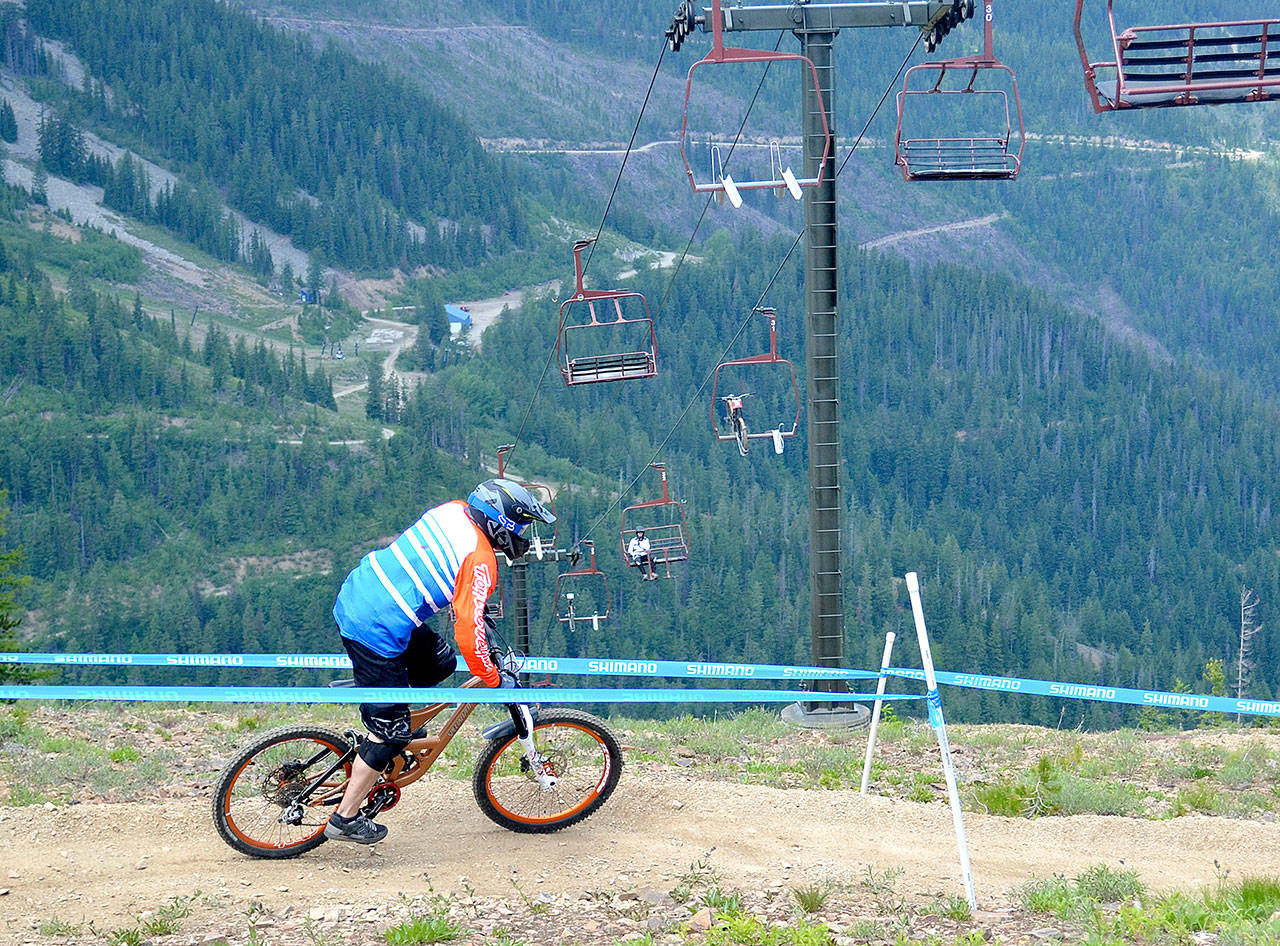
left=20, top=0, right=526, bottom=271
left=1, top=1, right=1279, bottom=728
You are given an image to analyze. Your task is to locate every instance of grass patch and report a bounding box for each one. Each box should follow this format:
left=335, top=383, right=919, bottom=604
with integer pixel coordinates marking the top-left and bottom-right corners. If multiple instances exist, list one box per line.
left=918, top=894, right=973, bottom=922
left=790, top=883, right=831, bottom=914
left=703, top=886, right=744, bottom=915
left=384, top=901, right=465, bottom=945
left=38, top=918, right=83, bottom=937
left=704, top=913, right=833, bottom=946
left=1018, top=864, right=1144, bottom=921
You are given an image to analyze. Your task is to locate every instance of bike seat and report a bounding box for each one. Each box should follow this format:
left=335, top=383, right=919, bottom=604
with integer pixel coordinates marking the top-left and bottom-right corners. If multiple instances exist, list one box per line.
left=327, top=678, right=356, bottom=688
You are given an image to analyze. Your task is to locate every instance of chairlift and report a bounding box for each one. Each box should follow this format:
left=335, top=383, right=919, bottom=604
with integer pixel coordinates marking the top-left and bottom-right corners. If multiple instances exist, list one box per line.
left=1074, top=1, right=1280, bottom=111
left=895, top=0, right=1025, bottom=181
left=554, top=542, right=610, bottom=649
left=620, top=463, right=690, bottom=580
left=679, top=0, right=832, bottom=204
left=557, top=239, right=657, bottom=386
left=710, top=307, right=800, bottom=454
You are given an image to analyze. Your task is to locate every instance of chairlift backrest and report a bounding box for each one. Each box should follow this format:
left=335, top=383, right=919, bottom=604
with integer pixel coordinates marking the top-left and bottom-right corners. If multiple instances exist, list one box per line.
left=1074, top=2, right=1280, bottom=111
left=895, top=0, right=1025, bottom=181
left=710, top=307, right=801, bottom=446
left=556, top=239, right=657, bottom=386
left=679, top=0, right=832, bottom=202
left=620, top=463, right=690, bottom=577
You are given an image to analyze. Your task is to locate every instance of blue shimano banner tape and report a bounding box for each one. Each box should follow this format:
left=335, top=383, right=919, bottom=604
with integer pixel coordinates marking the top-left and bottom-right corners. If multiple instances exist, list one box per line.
left=888, top=666, right=1280, bottom=718
left=926, top=689, right=944, bottom=729
left=0, top=684, right=923, bottom=704
left=0, top=652, right=877, bottom=680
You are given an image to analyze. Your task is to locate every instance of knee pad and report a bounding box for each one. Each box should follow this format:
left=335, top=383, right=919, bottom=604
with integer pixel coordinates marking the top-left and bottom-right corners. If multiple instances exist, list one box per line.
left=358, top=736, right=406, bottom=773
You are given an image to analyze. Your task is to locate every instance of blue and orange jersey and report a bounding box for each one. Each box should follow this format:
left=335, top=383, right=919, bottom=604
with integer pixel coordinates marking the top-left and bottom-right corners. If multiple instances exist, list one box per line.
left=333, top=500, right=500, bottom=686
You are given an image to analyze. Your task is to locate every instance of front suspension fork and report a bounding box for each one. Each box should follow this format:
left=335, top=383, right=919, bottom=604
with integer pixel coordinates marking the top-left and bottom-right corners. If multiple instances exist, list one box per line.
left=508, top=703, right=558, bottom=790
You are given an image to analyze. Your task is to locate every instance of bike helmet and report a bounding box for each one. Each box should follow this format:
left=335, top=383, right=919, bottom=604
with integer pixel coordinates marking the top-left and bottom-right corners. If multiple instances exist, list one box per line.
left=466, top=478, right=556, bottom=561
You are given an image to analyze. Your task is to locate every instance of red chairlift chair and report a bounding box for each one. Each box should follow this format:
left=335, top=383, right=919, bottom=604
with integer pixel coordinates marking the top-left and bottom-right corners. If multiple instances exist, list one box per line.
left=679, top=0, right=832, bottom=206
left=710, top=307, right=801, bottom=455
left=895, top=0, right=1025, bottom=181
left=556, top=239, right=657, bottom=386
left=1074, top=1, right=1280, bottom=111
left=554, top=542, right=610, bottom=652
left=620, top=463, right=690, bottom=580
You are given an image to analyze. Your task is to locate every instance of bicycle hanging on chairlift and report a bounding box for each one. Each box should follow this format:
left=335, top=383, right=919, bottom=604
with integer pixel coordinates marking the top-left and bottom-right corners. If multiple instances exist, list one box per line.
left=720, top=393, right=752, bottom=457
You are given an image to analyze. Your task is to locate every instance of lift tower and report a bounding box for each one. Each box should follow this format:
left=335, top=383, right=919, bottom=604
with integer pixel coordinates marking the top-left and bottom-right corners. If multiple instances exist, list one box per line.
left=669, top=0, right=966, bottom=725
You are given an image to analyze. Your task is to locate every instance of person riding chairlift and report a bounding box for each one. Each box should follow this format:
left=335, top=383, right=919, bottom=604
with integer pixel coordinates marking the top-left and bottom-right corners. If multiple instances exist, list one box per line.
left=627, top=530, right=657, bottom=581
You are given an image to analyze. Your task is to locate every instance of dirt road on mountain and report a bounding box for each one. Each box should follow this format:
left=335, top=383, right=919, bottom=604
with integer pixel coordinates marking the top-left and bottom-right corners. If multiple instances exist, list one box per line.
left=2, top=771, right=1278, bottom=944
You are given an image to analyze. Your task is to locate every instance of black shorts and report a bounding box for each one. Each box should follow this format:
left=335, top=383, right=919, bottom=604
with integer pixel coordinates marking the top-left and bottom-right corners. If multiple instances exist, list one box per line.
left=340, top=624, right=458, bottom=743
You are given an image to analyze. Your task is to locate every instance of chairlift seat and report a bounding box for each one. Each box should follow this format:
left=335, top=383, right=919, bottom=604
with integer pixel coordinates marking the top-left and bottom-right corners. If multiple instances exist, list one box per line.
left=1075, top=3, right=1280, bottom=111
left=565, top=350, right=657, bottom=385
left=898, top=137, right=1021, bottom=180
left=621, top=464, right=691, bottom=578
left=554, top=542, right=609, bottom=627
left=894, top=56, right=1024, bottom=182
left=557, top=239, right=658, bottom=387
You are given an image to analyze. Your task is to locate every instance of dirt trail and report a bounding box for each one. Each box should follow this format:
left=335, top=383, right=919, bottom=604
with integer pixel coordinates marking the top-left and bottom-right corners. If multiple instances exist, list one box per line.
left=859, top=214, right=1005, bottom=251
left=2, top=773, right=1277, bottom=943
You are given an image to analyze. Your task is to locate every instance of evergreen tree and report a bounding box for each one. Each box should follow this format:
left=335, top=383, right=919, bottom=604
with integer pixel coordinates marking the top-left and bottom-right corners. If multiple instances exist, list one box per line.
left=0, top=99, right=17, bottom=143
left=365, top=360, right=384, bottom=421
left=0, top=489, right=33, bottom=683
left=30, top=164, right=46, bottom=204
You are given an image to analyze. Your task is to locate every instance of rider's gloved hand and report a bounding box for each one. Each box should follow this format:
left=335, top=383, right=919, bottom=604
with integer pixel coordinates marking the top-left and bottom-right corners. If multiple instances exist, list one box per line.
left=497, top=669, right=520, bottom=689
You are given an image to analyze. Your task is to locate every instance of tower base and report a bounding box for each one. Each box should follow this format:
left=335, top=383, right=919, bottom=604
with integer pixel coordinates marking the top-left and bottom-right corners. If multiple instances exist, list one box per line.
left=780, top=701, right=870, bottom=730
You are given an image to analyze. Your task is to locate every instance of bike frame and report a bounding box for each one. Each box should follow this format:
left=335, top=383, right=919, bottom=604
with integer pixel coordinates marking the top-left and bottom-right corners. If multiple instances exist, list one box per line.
left=295, top=676, right=525, bottom=813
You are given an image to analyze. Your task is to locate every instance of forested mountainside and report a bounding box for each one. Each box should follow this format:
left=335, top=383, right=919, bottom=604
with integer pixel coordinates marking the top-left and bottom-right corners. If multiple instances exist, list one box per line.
left=10, top=211, right=1280, bottom=725
left=1, top=1, right=1279, bottom=728
left=14, top=0, right=525, bottom=271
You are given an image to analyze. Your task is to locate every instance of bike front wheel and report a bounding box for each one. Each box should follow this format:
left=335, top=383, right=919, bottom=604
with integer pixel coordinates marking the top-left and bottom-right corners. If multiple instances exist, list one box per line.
left=212, top=726, right=353, bottom=859
left=733, top=414, right=749, bottom=456
left=473, top=709, right=622, bottom=833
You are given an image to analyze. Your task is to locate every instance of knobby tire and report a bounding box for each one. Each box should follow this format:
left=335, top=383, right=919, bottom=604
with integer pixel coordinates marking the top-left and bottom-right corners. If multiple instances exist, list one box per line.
left=733, top=414, right=749, bottom=456
left=472, top=709, right=622, bottom=833
left=212, top=726, right=353, bottom=859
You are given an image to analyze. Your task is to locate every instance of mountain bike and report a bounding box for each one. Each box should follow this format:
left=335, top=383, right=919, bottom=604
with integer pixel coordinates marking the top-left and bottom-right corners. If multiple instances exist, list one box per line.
left=721, top=393, right=752, bottom=456
left=211, top=653, right=623, bottom=859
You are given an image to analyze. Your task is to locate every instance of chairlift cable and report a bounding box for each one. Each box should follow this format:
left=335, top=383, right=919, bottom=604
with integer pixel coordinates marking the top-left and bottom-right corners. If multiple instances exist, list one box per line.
left=650, top=30, right=787, bottom=326
left=838, top=30, right=925, bottom=178
left=567, top=34, right=788, bottom=545
left=504, top=40, right=669, bottom=471
left=582, top=40, right=668, bottom=278
left=574, top=32, right=929, bottom=545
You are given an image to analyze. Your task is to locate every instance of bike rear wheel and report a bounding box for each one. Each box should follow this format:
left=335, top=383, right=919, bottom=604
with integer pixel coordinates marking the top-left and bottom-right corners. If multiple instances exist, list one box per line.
left=212, top=726, right=353, bottom=858
left=473, top=709, right=622, bottom=833
left=733, top=414, right=749, bottom=456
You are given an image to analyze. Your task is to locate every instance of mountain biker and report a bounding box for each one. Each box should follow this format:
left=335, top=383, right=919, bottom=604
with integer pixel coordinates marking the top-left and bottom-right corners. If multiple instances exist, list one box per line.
left=324, top=477, right=555, bottom=844
left=627, top=530, right=657, bottom=580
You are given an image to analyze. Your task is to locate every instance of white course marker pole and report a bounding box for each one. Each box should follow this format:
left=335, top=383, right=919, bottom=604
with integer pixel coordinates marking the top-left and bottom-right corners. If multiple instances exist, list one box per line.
left=905, top=571, right=977, bottom=909
left=859, top=630, right=897, bottom=793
